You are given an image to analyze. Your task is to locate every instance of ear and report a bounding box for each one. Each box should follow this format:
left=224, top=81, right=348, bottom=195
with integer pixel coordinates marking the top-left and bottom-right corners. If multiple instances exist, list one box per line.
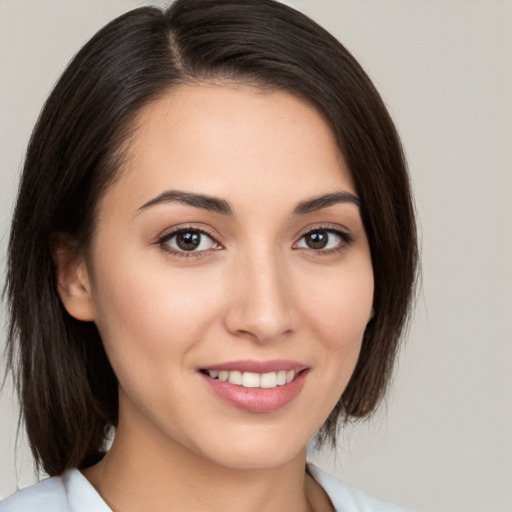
left=52, top=234, right=95, bottom=321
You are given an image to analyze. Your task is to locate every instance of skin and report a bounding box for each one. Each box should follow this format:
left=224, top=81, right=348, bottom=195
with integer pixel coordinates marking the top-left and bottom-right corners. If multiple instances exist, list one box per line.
left=56, top=84, right=374, bottom=512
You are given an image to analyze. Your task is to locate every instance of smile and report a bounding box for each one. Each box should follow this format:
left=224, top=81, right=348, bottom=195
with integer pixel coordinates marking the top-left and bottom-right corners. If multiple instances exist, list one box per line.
left=199, top=360, right=309, bottom=413
left=202, top=369, right=297, bottom=388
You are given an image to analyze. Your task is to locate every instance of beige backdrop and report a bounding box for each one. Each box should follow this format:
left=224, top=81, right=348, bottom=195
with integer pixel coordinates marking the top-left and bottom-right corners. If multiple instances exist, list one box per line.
left=1, top=1, right=511, bottom=511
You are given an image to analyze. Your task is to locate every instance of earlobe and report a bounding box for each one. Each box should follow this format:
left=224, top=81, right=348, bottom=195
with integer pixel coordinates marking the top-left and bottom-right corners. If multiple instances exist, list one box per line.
left=52, top=234, right=95, bottom=322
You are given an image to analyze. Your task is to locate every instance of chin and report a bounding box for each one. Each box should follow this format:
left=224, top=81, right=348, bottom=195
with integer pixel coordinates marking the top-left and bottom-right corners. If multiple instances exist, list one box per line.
left=187, top=423, right=313, bottom=471
left=203, top=445, right=306, bottom=471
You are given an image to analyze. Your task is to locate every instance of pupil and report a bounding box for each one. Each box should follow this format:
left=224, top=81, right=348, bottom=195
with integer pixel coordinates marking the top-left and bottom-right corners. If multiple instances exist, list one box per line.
left=177, top=231, right=200, bottom=251
left=306, top=231, right=328, bottom=249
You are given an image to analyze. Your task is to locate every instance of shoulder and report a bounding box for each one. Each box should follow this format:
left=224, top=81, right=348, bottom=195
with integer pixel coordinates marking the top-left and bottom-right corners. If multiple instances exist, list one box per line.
left=307, top=464, right=413, bottom=512
left=0, top=474, right=68, bottom=512
left=0, top=469, right=111, bottom=512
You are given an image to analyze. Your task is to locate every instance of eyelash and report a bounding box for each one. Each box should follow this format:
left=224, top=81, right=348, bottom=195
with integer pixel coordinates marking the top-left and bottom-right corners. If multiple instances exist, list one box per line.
left=293, top=225, right=354, bottom=256
left=157, top=226, right=221, bottom=259
left=156, top=224, right=353, bottom=259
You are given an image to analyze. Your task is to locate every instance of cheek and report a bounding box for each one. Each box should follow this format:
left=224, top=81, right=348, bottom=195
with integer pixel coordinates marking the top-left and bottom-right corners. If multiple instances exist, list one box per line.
left=302, top=262, right=373, bottom=342
left=88, top=253, right=224, bottom=379
left=299, top=258, right=374, bottom=386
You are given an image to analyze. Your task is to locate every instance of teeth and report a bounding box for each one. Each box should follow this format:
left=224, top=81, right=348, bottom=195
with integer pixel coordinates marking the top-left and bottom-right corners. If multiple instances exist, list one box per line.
left=206, top=369, right=297, bottom=388
left=242, top=372, right=260, bottom=388
left=276, top=370, right=287, bottom=385
left=260, top=372, right=277, bottom=388
left=228, top=370, right=242, bottom=385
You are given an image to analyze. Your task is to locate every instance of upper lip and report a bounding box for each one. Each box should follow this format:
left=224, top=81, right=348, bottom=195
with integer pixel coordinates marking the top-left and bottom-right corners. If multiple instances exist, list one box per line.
left=200, top=359, right=308, bottom=373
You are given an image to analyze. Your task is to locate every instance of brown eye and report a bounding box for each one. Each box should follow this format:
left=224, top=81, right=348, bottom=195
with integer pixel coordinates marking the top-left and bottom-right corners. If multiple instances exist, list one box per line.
left=294, top=229, right=352, bottom=252
left=163, top=229, right=218, bottom=253
left=303, top=231, right=329, bottom=249
left=176, top=231, right=201, bottom=251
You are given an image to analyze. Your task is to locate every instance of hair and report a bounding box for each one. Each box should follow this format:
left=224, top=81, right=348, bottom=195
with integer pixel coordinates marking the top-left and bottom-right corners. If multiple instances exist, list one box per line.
left=4, top=0, right=418, bottom=476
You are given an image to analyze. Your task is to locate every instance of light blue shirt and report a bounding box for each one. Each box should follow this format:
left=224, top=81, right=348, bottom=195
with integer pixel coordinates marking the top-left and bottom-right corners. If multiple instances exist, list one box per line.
left=0, top=464, right=412, bottom=511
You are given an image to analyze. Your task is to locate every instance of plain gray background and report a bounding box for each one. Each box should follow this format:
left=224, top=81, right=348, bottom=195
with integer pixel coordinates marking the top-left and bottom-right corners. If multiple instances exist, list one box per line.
left=1, top=1, right=511, bottom=511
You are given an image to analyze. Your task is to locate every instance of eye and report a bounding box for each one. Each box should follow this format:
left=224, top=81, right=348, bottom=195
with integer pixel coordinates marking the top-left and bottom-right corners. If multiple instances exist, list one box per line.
left=159, top=228, right=221, bottom=254
left=294, top=228, right=352, bottom=252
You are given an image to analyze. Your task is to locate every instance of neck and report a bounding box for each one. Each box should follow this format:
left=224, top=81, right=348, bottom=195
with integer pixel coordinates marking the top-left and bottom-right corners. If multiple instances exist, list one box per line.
left=83, top=411, right=331, bottom=512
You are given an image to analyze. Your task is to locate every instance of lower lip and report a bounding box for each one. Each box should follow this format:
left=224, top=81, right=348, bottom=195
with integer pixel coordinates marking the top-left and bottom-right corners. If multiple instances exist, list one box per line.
left=200, top=370, right=309, bottom=413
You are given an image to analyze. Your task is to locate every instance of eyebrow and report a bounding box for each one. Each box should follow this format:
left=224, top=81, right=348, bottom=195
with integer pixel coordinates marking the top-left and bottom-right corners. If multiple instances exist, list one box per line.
left=293, top=191, right=360, bottom=215
left=137, top=189, right=360, bottom=216
left=137, top=190, right=232, bottom=215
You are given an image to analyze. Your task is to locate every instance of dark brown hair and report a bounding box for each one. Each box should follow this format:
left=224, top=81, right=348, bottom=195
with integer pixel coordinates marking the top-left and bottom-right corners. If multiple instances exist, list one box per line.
left=5, top=0, right=418, bottom=476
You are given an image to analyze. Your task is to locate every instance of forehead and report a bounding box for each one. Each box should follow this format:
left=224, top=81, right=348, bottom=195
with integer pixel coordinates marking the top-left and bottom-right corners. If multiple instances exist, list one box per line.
left=109, top=84, right=355, bottom=213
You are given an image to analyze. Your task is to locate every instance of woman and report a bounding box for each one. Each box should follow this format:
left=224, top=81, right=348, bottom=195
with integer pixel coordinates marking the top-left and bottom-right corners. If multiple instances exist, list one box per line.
left=1, top=0, right=417, bottom=510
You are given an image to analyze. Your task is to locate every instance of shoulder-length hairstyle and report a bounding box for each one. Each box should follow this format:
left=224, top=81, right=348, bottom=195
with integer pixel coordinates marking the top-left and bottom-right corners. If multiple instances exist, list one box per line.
left=5, top=0, right=418, bottom=476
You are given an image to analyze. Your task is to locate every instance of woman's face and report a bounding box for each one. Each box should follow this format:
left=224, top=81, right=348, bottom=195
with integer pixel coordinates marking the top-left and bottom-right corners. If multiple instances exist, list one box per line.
left=81, top=84, right=373, bottom=469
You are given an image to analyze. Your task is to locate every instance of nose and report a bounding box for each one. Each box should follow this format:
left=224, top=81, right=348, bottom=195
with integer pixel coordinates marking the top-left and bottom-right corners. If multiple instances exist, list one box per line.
left=223, top=249, right=295, bottom=344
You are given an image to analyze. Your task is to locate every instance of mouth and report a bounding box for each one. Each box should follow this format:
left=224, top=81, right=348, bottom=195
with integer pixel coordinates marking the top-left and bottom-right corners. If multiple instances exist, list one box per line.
left=198, top=361, right=310, bottom=413
left=200, top=368, right=301, bottom=388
